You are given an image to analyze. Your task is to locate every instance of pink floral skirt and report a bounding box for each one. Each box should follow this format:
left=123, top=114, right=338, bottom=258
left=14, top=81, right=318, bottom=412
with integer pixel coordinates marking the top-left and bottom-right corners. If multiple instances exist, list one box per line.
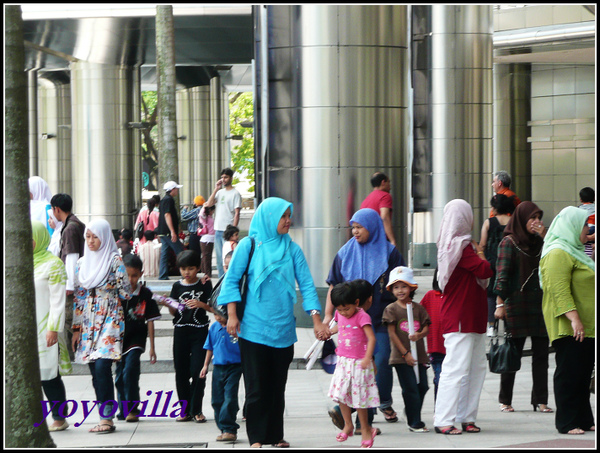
left=328, top=356, right=380, bottom=409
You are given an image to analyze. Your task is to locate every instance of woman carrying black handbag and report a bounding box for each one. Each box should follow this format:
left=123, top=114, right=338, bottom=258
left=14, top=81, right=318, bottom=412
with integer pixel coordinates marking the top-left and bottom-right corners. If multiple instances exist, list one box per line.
left=493, top=202, right=553, bottom=414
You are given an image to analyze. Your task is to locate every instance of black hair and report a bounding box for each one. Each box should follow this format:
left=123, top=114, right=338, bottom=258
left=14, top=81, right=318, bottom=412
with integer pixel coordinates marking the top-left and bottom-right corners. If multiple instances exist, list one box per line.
left=176, top=250, right=201, bottom=268
left=50, top=193, right=73, bottom=213
left=123, top=253, right=143, bottom=271
left=147, top=197, right=157, bottom=211
left=490, top=193, right=515, bottom=216
left=432, top=267, right=441, bottom=293
left=579, top=187, right=595, bottom=203
left=121, top=228, right=133, bottom=241
left=224, top=251, right=234, bottom=262
left=350, top=279, right=372, bottom=307
left=223, top=224, right=240, bottom=241
left=143, top=229, right=156, bottom=241
left=221, top=167, right=234, bottom=178
left=330, top=282, right=358, bottom=308
left=370, top=172, right=389, bottom=188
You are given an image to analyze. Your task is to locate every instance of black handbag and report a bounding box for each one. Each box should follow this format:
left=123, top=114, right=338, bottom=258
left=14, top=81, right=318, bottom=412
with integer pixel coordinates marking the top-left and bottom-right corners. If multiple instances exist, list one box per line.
left=488, top=319, right=521, bottom=374
left=209, top=236, right=255, bottom=320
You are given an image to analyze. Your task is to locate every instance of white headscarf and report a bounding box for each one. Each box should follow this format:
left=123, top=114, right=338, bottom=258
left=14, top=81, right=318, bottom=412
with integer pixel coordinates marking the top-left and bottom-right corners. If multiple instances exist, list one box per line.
left=29, top=176, right=53, bottom=226
left=77, top=219, right=119, bottom=289
left=436, top=199, right=487, bottom=292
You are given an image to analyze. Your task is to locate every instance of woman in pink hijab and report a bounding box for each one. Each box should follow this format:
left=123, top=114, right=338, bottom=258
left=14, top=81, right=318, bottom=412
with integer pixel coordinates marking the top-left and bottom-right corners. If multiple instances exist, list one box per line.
left=433, top=199, right=493, bottom=435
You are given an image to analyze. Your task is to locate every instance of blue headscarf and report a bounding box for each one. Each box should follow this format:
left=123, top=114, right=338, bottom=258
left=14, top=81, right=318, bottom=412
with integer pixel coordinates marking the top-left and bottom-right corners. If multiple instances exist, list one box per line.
left=247, top=197, right=296, bottom=296
left=337, top=208, right=395, bottom=285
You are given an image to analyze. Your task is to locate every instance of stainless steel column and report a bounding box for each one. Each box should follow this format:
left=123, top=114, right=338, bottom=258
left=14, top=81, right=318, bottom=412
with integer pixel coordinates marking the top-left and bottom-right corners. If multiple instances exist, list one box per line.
left=493, top=63, right=531, bottom=202
left=70, top=62, right=140, bottom=229
left=411, top=5, right=493, bottom=267
left=37, top=73, right=72, bottom=195
left=257, top=5, right=409, bottom=285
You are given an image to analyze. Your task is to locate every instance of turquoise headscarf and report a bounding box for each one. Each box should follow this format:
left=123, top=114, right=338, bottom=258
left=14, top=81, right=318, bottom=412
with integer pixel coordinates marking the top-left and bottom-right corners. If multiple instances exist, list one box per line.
left=247, top=197, right=295, bottom=296
left=541, top=206, right=595, bottom=272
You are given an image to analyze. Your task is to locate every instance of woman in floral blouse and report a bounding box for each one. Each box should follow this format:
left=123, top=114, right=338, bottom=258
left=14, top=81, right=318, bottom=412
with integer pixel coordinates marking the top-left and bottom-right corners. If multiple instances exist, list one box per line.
left=73, top=219, right=131, bottom=434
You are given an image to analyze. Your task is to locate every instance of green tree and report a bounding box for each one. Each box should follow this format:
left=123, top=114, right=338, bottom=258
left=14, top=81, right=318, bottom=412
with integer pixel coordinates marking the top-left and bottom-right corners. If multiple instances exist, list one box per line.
left=229, top=92, right=255, bottom=193
left=5, top=5, right=56, bottom=447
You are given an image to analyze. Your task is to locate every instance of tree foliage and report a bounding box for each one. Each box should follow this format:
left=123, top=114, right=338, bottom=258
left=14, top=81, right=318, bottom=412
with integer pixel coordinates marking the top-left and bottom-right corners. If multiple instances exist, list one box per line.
left=229, top=92, right=255, bottom=193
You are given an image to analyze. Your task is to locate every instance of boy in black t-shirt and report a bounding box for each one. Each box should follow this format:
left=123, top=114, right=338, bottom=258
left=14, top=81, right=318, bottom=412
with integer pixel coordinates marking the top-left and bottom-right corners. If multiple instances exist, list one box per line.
left=164, top=250, right=213, bottom=422
left=116, top=254, right=161, bottom=422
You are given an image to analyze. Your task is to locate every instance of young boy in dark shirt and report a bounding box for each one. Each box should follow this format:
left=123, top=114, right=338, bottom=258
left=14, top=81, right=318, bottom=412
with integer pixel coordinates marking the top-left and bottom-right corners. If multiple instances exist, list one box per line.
left=165, top=250, right=213, bottom=422
left=116, top=254, right=161, bottom=422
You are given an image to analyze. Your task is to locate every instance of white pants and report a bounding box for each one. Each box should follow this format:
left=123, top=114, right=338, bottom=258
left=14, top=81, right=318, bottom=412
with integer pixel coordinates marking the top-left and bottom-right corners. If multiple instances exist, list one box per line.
left=434, top=332, right=487, bottom=427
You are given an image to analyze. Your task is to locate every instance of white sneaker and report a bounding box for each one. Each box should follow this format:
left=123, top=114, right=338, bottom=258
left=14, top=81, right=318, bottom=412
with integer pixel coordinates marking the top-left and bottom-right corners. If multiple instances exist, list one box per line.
left=487, top=325, right=495, bottom=337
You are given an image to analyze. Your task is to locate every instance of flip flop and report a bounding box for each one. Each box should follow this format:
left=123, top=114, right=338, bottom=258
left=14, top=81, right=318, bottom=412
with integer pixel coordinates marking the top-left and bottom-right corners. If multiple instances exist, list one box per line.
left=89, top=423, right=116, bottom=434
left=379, top=407, right=398, bottom=423
left=461, top=423, right=481, bottom=433
left=434, top=426, right=462, bottom=435
left=195, top=414, right=207, bottom=423
left=272, top=440, right=290, bottom=448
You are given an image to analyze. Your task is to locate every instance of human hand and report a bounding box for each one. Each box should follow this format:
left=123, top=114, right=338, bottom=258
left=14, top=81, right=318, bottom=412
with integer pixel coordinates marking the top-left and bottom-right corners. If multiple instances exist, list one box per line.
left=408, top=333, right=420, bottom=342
left=200, top=274, right=211, bottom=285
left=71, top=331, right=80, bottom=352
left=46, top=331, right=58, bottom=348
left=227, top=312, right=240, bottom=338
left=313, top=320, right=330, bottom=341
left=200, top=366, right=207, bottom=379
left=216, top=178, right=224, bottom=190
left=360, top=357, right=371, bottom=370
left=171, top=232, right=178, bottom=243
left=185, top=299, right=202, bottom=309
left=494, top=306, right=505, bottom=319
left=572, top=319, right=586, bottom=342
left=405, top=352, right=416, bottom=367
left=150, top=349, right=157, bottom=364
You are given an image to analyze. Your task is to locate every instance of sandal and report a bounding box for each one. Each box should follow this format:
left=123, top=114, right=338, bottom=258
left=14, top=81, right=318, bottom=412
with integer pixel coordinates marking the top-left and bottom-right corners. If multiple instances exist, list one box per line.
left=89, top=423, right=115, bottom=434
left=461, top=423, right=481, bottom=433
left=434, top=426, right=462, bottom=435
left=533, top=404, right=553, bottom=413
left=272, top=440, right=290, bottom=448
left=360, top=427, right=377, bottom=448
left=379, top=407, right=398, bottom=423
left=566, top=428, right=585, bottom=435
left=176, top=414, right=193, bottom=422
left=499, top=404, right=514, bottom=412
left=336, top=431, right=353, bottom=442
left=194, top=414, right=207, bottom=423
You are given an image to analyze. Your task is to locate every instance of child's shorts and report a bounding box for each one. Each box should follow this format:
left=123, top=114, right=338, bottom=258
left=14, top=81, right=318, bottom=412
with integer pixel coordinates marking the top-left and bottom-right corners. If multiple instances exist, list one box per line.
left=327, top=355, right=380, bottom=409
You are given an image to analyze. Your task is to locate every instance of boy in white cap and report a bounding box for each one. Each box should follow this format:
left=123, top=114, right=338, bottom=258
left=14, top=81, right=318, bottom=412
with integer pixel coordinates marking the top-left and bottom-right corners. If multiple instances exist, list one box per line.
left=382, top=266, right=431, bottom=433
left=157, top=181, right=184, bottom=280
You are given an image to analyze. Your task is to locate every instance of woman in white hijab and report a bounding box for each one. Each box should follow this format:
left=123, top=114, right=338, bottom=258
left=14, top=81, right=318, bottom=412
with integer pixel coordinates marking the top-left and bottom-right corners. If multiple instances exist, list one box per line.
left=433, top=200, right=493, bottom=435
left=72, top=219, right=132, bottom=434
left=29, top=176, right=54, bottom=234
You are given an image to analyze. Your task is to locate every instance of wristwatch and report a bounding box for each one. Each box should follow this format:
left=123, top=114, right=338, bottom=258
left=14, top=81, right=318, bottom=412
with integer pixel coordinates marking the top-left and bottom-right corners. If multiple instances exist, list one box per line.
left=309, top=309, right=320, bottom=317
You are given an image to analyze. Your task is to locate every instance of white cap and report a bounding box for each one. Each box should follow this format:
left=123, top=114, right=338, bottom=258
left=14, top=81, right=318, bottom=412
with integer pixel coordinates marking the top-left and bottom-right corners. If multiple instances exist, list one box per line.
left=386, top=266, right=418, bottom=291
left=163, top=181, right=183, bottom=192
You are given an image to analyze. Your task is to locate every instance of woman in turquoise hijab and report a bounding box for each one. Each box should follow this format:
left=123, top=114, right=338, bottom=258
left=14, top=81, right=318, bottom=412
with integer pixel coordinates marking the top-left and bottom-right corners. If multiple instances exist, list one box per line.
left=219, top=197, right=328, bottom=448
left=539, top=206, right=595, bottom=435
left=32, top=221, right=71, bottom=431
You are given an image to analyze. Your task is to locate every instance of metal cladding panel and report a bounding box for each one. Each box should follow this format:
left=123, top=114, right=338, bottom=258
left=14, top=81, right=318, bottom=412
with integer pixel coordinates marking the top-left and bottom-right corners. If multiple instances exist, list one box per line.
left=70, top=62, right=138, bottom=228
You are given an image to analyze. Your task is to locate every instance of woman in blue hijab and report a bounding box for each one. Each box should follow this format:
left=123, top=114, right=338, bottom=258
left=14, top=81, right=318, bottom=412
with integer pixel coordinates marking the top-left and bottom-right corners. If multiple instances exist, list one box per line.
left=219, top=197, right=328, bottom=448
left=324, top=208, right=406, bottom=429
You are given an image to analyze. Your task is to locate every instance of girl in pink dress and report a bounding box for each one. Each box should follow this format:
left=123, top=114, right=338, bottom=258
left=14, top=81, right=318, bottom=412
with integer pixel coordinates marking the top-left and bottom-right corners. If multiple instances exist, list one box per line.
left=327, top=282, right=379, bottom=448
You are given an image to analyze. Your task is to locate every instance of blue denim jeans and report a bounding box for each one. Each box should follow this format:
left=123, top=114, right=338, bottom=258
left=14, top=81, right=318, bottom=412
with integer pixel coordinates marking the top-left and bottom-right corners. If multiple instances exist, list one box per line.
left=88, top=359, right=116, bottom=420
left=159, top=234, right=184, bottom=280
left=429, top=352, right=445, bottom=403
left=115, top=349, right=142, bottom=417
left=214, top=230, right=225, bottom=278
left=374, top=330, right=394, bottom=409
left=212, top=363, right=243, bottom=434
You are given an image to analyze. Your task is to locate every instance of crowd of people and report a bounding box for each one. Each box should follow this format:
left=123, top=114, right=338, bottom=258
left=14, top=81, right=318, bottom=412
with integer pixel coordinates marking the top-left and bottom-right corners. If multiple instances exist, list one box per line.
left=28, top=170, right=595, bottom=446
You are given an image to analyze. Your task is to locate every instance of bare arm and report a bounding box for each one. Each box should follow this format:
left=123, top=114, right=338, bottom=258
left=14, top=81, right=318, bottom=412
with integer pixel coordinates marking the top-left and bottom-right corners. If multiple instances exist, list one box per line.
left=164, top=212, right=178, bottom=243
left=147, top=320, right=157, bottom=364
left=232, top=207, right=241, bottom=227
left=205, top=179, right=223, bottom=208
left=479, top=218, right=490, bottom=251
left=322, top=284, right=335, bottom=325
left=380, top=207, right=396, bottom=246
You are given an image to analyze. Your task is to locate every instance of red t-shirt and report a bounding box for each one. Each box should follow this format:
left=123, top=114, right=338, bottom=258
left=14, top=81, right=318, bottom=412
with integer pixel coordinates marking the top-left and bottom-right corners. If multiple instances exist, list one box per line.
left=360, top=190, right=393, bottom=213
left=420, top=290, right=446, bottom=355
left=440, top=246, right=493, bottom=335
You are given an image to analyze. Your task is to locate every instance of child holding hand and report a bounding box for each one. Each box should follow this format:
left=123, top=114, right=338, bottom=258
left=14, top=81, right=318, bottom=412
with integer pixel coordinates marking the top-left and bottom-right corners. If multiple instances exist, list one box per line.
left=382, top=266, right=431, bottom=433
left=327, top=282, right=379, bottom=448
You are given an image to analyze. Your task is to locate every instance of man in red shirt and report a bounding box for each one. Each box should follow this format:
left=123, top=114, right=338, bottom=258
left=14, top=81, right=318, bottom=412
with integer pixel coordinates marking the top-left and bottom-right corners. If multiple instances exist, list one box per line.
left=490, top=171, right=521, bottom=217
left=360, top=172, right=396, bottom=246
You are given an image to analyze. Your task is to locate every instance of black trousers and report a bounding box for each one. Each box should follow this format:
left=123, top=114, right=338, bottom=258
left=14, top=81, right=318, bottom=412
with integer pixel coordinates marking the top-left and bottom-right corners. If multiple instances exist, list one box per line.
left=173, top=325, right=208, bottom=417
left=239, top=338, right=293, bottom=445
left=499, top=336, right=549, bottom=406
left=553, top=336, right=595, bottom=433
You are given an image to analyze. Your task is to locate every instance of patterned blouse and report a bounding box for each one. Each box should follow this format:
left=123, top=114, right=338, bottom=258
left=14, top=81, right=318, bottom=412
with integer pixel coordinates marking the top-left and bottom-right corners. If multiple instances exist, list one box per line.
left=73, top=255, right=131, bottom=363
